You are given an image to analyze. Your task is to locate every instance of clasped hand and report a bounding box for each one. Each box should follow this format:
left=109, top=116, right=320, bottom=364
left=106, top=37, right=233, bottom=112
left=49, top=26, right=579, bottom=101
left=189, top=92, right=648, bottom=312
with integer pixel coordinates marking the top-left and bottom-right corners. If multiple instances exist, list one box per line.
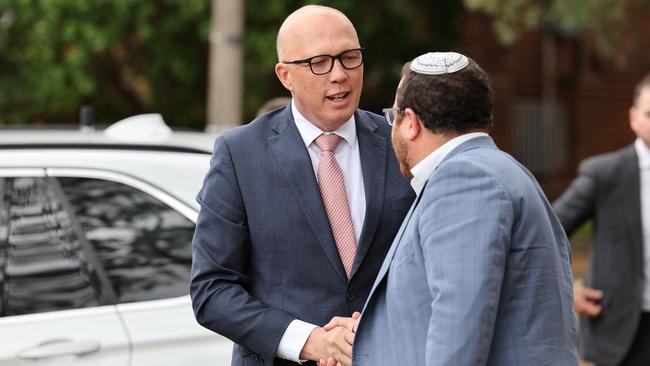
left=300, top=312, right=360, bottom=366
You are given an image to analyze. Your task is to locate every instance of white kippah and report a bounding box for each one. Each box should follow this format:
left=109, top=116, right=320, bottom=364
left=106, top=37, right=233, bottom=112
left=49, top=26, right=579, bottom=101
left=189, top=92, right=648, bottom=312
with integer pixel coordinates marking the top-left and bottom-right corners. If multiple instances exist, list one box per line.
left=410, top=52, right=469, bottom=75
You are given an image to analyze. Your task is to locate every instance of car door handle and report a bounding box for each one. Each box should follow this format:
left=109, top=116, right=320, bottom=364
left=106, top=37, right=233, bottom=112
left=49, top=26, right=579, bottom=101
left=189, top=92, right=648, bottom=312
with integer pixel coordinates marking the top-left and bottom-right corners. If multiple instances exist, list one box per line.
left=16, top=338, right=101, bottom=360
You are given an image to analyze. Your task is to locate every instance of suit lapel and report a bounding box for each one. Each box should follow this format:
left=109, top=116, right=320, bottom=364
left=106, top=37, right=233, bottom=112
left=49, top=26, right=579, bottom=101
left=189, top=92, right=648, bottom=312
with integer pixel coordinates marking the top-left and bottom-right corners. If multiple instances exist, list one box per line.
left=350, top=112, right=387, bottom=278
left=365, top=185, right=426, bottom=301
left=267, top=108, right=348, bottom=284
left=621, top=146, right=644, bottom=262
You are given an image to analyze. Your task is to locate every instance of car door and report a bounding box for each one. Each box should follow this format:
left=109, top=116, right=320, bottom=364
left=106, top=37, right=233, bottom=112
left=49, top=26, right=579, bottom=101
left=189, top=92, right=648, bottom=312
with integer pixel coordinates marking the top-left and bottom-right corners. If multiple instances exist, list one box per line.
left=0, top=170, right=129, bottom=366
left=49, top=169, right=233, bottom=366
left=117, top=296, right=233, bottom=366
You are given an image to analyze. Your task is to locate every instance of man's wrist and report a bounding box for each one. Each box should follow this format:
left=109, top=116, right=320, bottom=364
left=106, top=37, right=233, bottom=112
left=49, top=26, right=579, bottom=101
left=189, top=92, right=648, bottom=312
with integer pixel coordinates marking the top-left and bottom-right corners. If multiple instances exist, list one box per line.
left=277, top=320, right=318, bottom=362
left=299, top=327, right=326, bottom=361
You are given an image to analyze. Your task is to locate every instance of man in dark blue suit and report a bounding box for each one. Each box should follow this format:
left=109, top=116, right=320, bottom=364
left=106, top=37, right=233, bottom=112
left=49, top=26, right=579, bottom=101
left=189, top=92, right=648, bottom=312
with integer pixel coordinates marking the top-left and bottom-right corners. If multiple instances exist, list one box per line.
left=190, top=5, right=414, bottom=366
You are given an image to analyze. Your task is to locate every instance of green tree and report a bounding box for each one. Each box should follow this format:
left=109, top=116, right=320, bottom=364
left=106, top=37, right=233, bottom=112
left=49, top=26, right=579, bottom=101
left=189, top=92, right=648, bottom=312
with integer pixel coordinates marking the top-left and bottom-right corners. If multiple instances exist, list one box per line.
left=0, top=0, right=463, bottom=127
left=0, top=0, right=210, bottom=127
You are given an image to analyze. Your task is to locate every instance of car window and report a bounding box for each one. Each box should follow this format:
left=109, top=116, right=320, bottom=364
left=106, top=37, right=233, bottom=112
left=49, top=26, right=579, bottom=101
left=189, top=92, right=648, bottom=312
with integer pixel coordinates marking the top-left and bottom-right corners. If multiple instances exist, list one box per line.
left=0, top=177, right=103, bottom=317
left=57, top=177, right=194, bottom=304
left=0, top=175, right=196, bottom=318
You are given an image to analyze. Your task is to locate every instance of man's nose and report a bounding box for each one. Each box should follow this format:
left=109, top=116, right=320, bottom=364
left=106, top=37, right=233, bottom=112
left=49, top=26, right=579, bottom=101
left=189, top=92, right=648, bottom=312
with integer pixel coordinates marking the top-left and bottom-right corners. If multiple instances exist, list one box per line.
left=328, top=58, right=348, bottom=82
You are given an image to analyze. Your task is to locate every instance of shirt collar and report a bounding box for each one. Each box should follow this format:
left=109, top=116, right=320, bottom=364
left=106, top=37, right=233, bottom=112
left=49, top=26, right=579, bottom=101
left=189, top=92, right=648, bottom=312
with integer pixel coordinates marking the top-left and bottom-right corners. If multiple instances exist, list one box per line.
left=291, top=100, right=357, bottom=149
left=635, top=138, right=650, bottom=170
left=410, top=132, right=488, bottom=195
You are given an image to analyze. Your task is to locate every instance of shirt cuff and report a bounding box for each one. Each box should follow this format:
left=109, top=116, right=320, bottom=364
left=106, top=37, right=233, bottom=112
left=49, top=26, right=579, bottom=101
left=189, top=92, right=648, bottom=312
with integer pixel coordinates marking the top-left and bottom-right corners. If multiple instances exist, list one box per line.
left=276, top=319, right=318, bottom=362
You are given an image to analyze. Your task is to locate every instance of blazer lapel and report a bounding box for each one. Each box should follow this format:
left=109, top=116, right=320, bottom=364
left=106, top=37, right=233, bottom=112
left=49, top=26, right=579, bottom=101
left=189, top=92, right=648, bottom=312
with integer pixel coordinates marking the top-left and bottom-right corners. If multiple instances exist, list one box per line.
left=267, top=108, right=348, bottom=284
left=350, top=112, right=387, bottom=278
left=620, top=146, right=644, bottom=262
left=365, top=186, right=425, bottom=304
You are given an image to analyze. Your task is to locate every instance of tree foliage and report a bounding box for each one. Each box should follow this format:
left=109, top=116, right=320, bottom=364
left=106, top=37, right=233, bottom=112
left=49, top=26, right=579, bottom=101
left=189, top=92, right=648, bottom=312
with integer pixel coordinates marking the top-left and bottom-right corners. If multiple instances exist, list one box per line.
left=464, top=0, right=647, bottom=56
left=0, top=0, right=463, bottom=127
left=0, top=0, right=211, bottom=127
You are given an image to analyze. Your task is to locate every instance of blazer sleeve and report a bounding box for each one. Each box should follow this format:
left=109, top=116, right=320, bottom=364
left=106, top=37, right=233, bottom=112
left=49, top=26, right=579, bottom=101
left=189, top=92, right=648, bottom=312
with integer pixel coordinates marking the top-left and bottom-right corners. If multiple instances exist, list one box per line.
left=552, top=159, right=597, bottom=236
left=418, top=159, right=513, bottom=365
left=190, top=136, right=295, bottom=361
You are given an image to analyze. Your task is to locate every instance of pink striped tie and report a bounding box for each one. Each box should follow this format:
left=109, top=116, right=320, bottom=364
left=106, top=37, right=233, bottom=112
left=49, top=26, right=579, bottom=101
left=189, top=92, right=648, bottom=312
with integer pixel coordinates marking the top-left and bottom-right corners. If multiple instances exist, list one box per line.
left=314, top=133, right=357, bottom=278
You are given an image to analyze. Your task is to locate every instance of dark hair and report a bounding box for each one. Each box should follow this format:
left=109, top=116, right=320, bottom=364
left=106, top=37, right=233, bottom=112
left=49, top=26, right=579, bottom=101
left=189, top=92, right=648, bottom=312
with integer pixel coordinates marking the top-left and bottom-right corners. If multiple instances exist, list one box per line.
left=633, top=73, right=650, bottom=105
left=396, top=57, right=493, bottom=135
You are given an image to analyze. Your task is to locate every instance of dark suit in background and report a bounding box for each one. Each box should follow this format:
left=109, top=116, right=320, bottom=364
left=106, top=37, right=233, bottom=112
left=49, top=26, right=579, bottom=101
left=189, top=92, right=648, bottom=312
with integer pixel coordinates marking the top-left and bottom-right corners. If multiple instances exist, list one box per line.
left=190, top=106, right=414, bottom=365
left=554, top=73, right=650, bottom=366
left=554, top=145, right=645, bottom=365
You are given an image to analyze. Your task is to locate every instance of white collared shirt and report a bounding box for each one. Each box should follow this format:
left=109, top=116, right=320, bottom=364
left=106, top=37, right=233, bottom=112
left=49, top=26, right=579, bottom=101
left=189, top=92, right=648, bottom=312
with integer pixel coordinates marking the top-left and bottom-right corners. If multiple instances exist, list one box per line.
left=277, top=100, right=366, bottom=362
left=634, top=138, right=650, bottom=310
left=410, top=132, right=489, bottom=196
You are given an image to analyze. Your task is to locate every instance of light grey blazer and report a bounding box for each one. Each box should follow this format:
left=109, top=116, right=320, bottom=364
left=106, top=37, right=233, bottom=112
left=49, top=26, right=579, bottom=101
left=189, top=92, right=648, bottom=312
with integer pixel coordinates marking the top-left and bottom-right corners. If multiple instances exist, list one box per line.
left=353, top=136, right=578, bottom=366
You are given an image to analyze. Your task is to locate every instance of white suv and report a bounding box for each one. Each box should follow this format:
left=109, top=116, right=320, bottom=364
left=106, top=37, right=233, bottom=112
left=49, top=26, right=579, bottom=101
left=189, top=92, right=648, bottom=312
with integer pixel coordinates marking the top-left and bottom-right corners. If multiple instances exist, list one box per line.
left=0, top=115, right=232, bottom=365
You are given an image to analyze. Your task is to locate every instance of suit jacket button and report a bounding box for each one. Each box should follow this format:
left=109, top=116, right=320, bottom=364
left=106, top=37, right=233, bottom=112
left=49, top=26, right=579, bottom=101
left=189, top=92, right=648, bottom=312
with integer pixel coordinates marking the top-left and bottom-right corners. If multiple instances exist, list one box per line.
left=346, top=291, right=357, bottom=301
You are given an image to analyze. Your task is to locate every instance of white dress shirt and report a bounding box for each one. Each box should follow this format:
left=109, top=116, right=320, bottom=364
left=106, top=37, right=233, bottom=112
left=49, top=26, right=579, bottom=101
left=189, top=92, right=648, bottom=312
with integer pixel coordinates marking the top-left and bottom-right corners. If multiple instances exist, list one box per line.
left=410, top=132, right=488, bottom=196
left=276, top=100, right=366, bottom=362
left=634, top=138, right=650, bottom=311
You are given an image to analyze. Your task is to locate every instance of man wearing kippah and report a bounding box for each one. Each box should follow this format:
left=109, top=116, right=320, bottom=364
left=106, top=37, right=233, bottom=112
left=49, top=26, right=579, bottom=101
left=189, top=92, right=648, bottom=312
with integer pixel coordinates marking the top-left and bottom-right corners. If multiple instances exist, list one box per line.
left=322, top=52, right=578, bottom=365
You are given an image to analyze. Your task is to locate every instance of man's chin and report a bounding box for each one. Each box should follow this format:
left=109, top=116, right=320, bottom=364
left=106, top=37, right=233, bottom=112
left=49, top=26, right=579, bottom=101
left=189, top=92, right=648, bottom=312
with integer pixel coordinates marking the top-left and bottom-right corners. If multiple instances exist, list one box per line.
left=320, top=111, right=355, bottom=130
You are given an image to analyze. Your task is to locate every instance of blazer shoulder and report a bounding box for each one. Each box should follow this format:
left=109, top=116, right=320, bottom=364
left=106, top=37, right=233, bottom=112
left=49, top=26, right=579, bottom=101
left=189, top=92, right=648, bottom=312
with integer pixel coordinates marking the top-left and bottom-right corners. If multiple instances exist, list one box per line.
left=356, top=109, right=389, bottom=134
left=579, top=144, right=635, bottom=176
left=356, top=108, right=384, bottom=123
left=435, top=149, right=510, bottom=190
left=219, top=107, right=288, bottom=145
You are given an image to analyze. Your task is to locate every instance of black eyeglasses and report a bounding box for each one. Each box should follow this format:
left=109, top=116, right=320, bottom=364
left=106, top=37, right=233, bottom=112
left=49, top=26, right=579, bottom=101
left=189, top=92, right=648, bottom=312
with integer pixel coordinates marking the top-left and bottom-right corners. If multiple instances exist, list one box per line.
left=282, top=48, right=365, bottom=75
left=382, top=107, right=405, bottom=126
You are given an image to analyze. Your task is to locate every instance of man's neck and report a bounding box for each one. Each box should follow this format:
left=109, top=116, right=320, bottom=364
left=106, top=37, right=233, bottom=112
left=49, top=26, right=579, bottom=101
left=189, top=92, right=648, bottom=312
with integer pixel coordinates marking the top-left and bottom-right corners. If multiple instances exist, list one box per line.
left=410, top=133, right=458, bottom=167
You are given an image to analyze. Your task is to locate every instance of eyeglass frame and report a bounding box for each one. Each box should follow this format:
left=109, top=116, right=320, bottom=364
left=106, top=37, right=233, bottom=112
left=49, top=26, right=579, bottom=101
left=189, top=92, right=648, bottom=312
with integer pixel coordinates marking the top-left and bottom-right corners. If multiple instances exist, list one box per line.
left=382, top=107, right=405, bottom=126
left=281, top=48, right=366, bottom=75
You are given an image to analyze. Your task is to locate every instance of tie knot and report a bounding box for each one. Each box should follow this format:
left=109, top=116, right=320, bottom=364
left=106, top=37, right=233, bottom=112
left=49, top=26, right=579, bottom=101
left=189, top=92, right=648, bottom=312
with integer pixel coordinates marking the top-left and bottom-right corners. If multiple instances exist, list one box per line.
left=314, top=133, right=343, bottom=152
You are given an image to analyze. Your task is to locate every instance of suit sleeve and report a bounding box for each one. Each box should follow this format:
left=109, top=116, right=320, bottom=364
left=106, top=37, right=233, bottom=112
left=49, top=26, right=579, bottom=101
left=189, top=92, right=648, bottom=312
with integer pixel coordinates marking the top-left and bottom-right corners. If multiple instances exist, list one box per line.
left=552, top=160, right=597, bottom=236
left=190, top=136, right=295, bottom=361
left=418, top=160, right=512, bottom=365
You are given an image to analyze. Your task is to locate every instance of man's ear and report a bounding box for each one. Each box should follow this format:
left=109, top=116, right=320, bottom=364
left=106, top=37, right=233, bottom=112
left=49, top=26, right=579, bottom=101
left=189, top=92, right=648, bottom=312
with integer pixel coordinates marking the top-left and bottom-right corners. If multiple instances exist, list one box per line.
left=403, top=108, right=422, bottom=141
left=275, top=63, right=293, bottom=91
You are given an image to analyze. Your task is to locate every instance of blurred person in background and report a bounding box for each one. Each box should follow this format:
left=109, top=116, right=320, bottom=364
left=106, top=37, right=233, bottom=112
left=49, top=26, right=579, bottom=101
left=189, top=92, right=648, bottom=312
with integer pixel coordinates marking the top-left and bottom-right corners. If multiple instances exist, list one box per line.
left=190, top=5, right=414, bottom=366
left=554, top=73, right=650, bottom=366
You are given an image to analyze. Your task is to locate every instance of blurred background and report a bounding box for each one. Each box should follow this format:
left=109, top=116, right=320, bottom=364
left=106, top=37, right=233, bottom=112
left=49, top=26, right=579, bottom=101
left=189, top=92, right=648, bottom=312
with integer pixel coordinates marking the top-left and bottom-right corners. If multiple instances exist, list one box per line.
left=1, top=0, right=650, bottom=276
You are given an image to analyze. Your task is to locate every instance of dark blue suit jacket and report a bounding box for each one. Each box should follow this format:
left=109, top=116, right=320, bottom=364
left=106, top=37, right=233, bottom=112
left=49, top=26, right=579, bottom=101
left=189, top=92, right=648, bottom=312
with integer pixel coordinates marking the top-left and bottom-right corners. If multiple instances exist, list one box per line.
left=190, top=106, right=414, bottom=365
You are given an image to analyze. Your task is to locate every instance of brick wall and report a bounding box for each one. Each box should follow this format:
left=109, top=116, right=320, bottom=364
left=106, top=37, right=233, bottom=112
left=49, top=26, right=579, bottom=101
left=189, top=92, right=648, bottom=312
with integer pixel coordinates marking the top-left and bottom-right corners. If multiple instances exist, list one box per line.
left=455, top=8, right=650, bottom=199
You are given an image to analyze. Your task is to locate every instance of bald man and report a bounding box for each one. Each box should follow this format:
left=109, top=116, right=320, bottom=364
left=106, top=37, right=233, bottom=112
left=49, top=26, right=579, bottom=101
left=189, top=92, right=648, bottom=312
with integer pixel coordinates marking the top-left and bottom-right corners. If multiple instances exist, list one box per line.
left=190, top=5, right=414, bottom=366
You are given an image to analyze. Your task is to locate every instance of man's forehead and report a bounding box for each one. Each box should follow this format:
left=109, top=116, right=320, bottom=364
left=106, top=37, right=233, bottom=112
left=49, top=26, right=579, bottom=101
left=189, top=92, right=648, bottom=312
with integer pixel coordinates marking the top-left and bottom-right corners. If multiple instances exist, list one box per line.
left=285, top=6, right=346, bottom=26
left=277, top=7, right=357, bottom=58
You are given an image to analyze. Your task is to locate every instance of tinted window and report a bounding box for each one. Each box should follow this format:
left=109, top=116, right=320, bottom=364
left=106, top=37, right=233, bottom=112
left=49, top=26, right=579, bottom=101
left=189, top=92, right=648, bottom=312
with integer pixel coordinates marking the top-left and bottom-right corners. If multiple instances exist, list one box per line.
left=58, top=177, right=194, bottom=303
left=0, top=177, right=102, bottom=317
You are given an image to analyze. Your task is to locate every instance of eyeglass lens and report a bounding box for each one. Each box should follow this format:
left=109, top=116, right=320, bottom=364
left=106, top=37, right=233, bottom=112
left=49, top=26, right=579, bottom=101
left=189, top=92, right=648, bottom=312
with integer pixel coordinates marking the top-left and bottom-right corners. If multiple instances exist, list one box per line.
left=310, top=49, right=363, bottom=75
left=383, top=109, right=396, bottom=126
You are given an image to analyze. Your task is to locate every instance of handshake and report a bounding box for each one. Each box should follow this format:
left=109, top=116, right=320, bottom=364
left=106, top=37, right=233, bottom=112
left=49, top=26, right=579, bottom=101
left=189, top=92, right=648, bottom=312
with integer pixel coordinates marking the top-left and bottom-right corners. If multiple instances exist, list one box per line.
left=300, top=312, right=361, bottom=366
